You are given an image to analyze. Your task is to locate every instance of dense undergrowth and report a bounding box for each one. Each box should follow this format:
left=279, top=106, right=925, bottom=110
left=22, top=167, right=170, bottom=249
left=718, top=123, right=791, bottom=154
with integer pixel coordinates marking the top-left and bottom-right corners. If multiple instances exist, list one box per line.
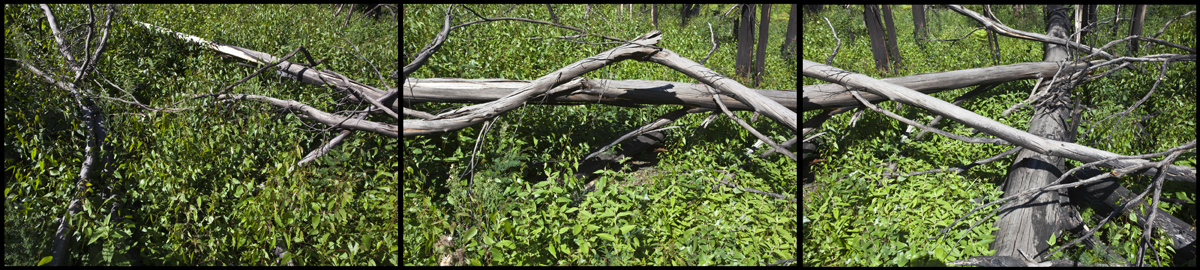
left=5, top=4, right=398, bottom=266
left=404, top=4, right=797, bottom=266
left=803, top=5, right=1195, bottom=267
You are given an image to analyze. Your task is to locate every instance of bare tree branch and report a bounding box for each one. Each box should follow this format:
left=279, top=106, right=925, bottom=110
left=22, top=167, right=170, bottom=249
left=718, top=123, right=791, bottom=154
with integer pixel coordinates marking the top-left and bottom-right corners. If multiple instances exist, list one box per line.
left=803, top=59, right=1195, bottom=183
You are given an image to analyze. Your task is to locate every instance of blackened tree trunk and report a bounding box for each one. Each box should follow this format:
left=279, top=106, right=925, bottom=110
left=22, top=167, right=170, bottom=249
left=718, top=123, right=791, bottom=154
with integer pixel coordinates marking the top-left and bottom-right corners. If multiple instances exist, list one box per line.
left=753, top=4, right=771, bottom=87
left=782, top=4, right=797, bottom=58
left=880, top=5, right=903, bottom=71
left=735, top=4, right=756, bottom=78
left=912, top=5, right=926, bottom=42
left=1129, top=5, right=1148, bottom=55
left=863, top=5, right=889, bottom=72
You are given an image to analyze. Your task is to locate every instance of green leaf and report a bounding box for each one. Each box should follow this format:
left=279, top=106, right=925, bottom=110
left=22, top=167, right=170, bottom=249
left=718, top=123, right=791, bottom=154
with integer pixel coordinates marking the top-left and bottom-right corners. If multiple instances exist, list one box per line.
left=464, top=227, right=478, bottom=241
left=596, top=233, right=617, bottom=242
left=619, top=225, right=636, bottom=235
left=38, top=256, right=53, bottom=266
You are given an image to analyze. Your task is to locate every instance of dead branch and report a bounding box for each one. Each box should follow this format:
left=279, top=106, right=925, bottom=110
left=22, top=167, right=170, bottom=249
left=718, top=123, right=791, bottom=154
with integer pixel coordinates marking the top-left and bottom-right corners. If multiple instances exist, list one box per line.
left=215, top=94, right=397, bottom=138
left=803, top=60, right=1097, bottom=112
left=803, top=59, right=1195, bottom=183
left=403, top=30, right=667, bottom=136
left=404, top=78, right=796, bottom=111
left=405, top=30, right=796, bottom=136
left=130, top=20, right=396, bottom=138
left=947, top=5, right=1116, bottom=59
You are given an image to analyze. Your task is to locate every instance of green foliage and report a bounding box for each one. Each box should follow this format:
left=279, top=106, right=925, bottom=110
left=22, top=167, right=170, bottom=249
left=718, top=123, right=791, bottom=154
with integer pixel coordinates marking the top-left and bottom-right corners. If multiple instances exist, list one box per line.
left=404, top=4, right=796, bottom=266
left=6, top=4, right=397, bottom=266
left=970, top=29, right=989, bottom=44
left=804, top=4, right=1195, bottom=267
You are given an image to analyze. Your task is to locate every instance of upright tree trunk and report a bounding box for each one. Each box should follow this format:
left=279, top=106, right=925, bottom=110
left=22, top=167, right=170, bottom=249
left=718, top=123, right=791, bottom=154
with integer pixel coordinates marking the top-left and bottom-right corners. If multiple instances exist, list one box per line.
left=735, top=4, right=756, bottom=77
left=782, top=4, right=797, bottom=57
left=863, top=5, right=889, bottom=72
left=753, top=4, right=771, bottom=87
left=880, top=5, right=903, bottom=71
left=1129, top=5, right=1148, bottom=55
left=912, top=5, right=926, bottom=42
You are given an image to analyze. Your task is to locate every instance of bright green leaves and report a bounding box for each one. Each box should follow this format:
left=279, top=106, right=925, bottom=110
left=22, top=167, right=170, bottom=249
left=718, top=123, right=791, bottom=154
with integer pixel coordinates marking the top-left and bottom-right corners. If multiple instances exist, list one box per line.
left=596, top=233, right=617, bottom=242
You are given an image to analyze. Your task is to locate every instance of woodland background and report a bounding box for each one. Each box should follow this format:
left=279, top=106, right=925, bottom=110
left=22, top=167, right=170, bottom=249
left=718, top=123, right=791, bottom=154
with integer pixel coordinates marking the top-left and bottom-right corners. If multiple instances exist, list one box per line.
left=802, top=5, right=1195, bottom=267
left=5, top=4, right=398, bottom=266
left=404, top=4, right=796, bottom=266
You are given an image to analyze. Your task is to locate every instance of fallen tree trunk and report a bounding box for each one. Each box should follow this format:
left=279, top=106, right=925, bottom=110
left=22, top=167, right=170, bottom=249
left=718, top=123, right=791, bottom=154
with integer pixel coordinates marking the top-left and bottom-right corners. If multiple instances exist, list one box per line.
left=802, top=60, right=1097, bottom=112
left=802, top=59, right=1196, bottom=183
left=405, top=30, right=797, bottom=137
left=947, top=167, right=1199, bottom=267
left=1067, top=168, right=1198, bottom=266
left=990, top=6, right=1077, bottom=263
left=405, top=78, right=796, bottom=111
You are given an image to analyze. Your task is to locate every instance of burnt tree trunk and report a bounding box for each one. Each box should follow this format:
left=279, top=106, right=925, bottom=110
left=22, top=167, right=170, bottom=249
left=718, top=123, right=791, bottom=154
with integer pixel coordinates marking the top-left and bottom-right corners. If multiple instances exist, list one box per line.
left=880, top=5, right=903, bottom=71
left=863, top=5, right=889, bottom=72
left=753, top=4, right=771, bottom=87
left=781, top=4, right=797, bottom=58
left=990, top=5, right=1078, bottom=263
left=912, top=5, right=926, bottom=43
left=735, top=4, right=756, bottom=77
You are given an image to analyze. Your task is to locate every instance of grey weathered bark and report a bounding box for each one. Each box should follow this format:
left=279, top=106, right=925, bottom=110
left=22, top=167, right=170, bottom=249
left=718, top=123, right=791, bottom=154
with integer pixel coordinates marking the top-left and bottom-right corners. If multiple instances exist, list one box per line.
left=802, top=61, right=1095, bottom=112
left=881, top=5, right=903, bottom=71
left=1129, top=5, right=1148, bottom=55
left=946, top=5, right=1115, bottom=59
left=912, top=5, right=926, bottom=42
left=131, top=20, right=398, bottom=139
left=803, top=59, right=1194, bottom=182
left=782, top=5, right=797, bottom=57
left=404, top=78, right=796, bottom=112
left=806, top=4, right=1196, bottom=267
left=407, top=30, right=797, bottom=136
left=804, top=58, right=1195, bottom=266
left=988, top=5, right=1077, bottom=264
left=12, top=4, right=122, bottom=266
